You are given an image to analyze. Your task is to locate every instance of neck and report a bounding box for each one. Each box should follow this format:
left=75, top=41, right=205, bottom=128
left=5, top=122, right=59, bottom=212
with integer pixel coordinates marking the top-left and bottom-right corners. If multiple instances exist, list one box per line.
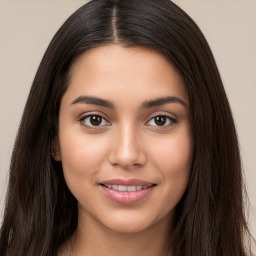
left=68, top=212, right=174, bottom=256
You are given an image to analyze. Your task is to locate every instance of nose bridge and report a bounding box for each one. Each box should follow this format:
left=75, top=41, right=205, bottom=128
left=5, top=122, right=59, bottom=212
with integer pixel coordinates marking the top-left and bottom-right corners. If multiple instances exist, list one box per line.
left=120, top=123, right=137, bottom=155
left=109, top=120, right=146, bottom=168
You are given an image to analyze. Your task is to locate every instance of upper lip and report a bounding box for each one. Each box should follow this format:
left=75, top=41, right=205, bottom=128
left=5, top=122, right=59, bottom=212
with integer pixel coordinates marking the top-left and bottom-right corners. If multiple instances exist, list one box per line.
left=100, top=178, right=156, bottom=186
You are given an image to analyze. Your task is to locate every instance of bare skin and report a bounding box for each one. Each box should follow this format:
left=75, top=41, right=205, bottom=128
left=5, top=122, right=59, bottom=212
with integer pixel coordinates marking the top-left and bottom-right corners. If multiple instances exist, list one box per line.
left=56, top=44, right=193, bottom=256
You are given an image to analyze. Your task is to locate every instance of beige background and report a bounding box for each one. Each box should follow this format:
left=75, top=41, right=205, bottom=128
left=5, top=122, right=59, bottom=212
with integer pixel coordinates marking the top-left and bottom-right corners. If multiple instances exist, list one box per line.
left=0, top=0, right=255, bottom=239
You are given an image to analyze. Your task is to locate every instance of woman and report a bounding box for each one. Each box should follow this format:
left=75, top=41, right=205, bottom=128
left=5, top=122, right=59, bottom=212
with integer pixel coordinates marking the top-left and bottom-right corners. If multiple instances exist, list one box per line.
left=0, top=0, right=254, bottom=255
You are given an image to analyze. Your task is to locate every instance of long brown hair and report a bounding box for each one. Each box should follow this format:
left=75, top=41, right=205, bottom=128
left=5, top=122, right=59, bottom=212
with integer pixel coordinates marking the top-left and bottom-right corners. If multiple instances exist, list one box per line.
left=0, top=0, right=254, bottom=255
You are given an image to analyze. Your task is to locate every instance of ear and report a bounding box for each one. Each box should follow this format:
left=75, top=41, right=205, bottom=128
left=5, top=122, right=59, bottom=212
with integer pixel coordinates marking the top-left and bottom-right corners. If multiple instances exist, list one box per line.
left=52, top=136, right=62, bottom=161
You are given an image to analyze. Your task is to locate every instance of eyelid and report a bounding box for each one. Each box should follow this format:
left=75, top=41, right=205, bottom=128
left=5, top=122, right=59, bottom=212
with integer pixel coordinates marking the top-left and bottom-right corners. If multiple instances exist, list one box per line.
left=145, top=113, right=177, bottom=128
left=78, top=112, right=111, bottom=128
left=77, top=111, right=177, bottom=130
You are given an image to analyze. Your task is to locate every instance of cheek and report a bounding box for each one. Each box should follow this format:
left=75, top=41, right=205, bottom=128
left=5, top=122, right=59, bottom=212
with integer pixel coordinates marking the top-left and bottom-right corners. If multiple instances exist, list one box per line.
left=153, top=131, right=193, bottom=173
left=150, top=128, right=193, bottom=197
left=58, top=133, right=110, bottom=207
left=58, top=130, right=109, bottom=183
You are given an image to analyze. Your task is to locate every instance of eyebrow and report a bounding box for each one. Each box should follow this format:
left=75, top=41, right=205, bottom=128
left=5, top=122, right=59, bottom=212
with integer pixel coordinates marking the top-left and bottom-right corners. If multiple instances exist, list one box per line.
left=71, top=95, right=186, bottom=109
left=71, top=96, right=114, bottom=108
left=141, top=96, right=186, bottom=108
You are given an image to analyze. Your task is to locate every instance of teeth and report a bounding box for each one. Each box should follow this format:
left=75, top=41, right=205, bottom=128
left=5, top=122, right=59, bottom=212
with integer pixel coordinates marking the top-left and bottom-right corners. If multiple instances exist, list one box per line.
left=127, top=186, right=136, bottom=192
left=112, top=185, right=118, bottom=190
left=104, top=184, right=149, bottom=192
left=118, top=185, right=127, bottom=192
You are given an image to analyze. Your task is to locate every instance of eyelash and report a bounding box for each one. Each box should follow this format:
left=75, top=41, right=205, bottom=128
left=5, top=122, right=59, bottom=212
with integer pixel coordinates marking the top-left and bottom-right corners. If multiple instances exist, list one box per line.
left=146, top=115, right=177, bottom=128
left=79, top=113, right=177, bottom=129
left=79, top=114, right=110, bottom=128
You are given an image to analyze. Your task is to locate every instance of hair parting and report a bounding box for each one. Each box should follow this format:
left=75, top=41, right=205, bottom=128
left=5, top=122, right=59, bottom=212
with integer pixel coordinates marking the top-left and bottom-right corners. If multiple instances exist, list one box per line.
left=0, top=0, right=254, bottom=255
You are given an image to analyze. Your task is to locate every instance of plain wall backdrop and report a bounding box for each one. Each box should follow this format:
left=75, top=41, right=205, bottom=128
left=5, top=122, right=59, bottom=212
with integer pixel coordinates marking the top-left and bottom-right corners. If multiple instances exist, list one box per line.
left=0, top=0, right=255, bottom=239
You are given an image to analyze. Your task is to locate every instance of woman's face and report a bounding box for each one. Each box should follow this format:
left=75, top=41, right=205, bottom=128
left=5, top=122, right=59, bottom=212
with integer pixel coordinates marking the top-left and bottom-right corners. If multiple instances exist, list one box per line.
left=56, top=45, right=193, bottom=233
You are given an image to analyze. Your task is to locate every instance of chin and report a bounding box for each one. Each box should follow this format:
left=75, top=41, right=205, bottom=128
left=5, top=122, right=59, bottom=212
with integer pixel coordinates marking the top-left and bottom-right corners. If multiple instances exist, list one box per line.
left=105, top=220, right=154, bottom=234
left=98, top=209, right=172, bottom=235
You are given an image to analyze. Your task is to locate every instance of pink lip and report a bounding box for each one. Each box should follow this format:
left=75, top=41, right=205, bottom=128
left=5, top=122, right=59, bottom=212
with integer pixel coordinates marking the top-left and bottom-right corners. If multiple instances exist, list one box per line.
left=99, top=179, right=156, bottom=205
left=100, top=178, right=154, bottom=186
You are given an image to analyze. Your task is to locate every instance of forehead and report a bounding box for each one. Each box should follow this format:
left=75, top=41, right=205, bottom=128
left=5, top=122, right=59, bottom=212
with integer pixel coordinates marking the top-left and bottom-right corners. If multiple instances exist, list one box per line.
left=64, top=44, right=189, bottom=106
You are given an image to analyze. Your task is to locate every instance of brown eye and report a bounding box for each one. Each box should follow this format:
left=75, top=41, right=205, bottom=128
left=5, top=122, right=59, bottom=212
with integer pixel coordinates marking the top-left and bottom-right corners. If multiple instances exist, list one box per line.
left=80, top=115, right=109, bottom=127
left=147, top=115, right=176, bottom=127
left=154, top=116, right=168, bottom=126
left=90, top=115, right=102, bottom=126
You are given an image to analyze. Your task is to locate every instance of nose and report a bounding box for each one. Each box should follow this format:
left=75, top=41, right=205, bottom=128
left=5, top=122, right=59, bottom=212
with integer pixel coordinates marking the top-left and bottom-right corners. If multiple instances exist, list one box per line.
left=108, top=124, right=147, bottom=169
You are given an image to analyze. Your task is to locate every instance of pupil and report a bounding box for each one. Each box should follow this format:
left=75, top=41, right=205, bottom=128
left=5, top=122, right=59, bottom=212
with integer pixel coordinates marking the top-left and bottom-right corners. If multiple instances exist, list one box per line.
left=90, top=115, right=102, bottom=126
left=155, top=116, right=166, bottom=126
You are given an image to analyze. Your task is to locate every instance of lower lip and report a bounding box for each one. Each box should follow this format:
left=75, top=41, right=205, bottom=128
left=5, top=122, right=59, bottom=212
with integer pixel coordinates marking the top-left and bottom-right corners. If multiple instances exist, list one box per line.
left=100, top=185, right=155, bottom=205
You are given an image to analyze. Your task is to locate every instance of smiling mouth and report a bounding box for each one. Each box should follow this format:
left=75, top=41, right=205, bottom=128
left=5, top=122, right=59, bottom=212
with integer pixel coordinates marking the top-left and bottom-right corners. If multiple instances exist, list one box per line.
left=99, top=182, right=157, bottom=204
left=99, top=178, right=157, bottom=204
left=100, top=184, right=156, bottom=192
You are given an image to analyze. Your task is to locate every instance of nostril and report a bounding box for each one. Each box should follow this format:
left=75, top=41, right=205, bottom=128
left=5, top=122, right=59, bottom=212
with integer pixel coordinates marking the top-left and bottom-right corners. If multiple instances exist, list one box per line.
left=108, top=149, right=147, bottom=168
